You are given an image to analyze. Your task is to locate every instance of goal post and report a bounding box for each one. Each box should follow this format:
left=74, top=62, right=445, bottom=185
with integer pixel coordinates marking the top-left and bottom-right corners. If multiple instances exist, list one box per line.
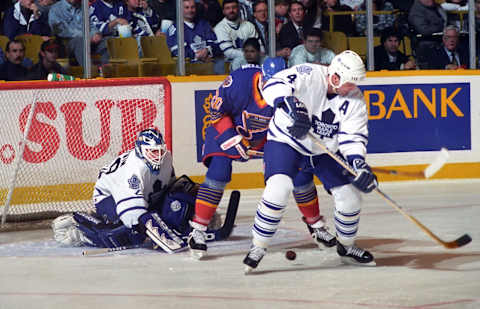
left=0, top=77, right=172, bottom=227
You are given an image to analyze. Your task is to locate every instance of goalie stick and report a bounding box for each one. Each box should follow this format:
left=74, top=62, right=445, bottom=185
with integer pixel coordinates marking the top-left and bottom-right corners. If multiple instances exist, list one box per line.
left=372, top=148, right=449, bottom=179
left=82, top=244, right=146, bottom=256
left=82, top=190, right=241, bottom=256
left=308, top=133, right=471, bottom=249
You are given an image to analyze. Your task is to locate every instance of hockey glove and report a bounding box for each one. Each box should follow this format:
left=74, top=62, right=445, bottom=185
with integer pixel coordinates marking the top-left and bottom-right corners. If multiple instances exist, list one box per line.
left=280, top=96, right=311, bottom=139
left=216, top=127, right=250, bottom=161
left=348, top=156, right=378, bottom=193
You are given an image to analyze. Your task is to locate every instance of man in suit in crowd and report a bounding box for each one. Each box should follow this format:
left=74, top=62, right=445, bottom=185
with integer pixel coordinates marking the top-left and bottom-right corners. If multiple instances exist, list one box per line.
left=278, top=1, right=310, bottom=50
left=425, top=25, right=468, bottom=69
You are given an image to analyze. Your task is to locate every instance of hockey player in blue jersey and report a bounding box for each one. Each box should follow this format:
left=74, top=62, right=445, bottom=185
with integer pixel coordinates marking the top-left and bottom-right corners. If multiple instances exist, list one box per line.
left=51, top=128, right=239, bottom=253
left=243, top=51, right=378, bottom=273
left=187, top=57, right=287, bottom=259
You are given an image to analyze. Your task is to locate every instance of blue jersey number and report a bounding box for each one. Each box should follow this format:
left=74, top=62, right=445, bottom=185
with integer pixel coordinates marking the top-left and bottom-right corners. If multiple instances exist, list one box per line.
left=98, top=153, right=128, bottom=179
left=287, top=74, right=297, bottom=84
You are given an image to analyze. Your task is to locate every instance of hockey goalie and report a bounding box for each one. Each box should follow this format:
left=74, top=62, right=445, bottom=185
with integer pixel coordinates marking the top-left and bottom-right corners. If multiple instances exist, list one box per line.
left=51, top=128, right=239, bottom=253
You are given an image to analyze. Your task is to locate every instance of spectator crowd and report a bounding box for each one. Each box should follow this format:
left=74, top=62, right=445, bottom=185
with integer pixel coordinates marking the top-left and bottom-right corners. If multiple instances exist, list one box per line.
left=0, top=0, right=478, bottom=81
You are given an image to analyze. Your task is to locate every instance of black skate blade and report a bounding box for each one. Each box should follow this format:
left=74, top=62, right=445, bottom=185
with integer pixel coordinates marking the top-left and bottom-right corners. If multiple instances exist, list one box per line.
left=340, top=257, right=376, bottom=267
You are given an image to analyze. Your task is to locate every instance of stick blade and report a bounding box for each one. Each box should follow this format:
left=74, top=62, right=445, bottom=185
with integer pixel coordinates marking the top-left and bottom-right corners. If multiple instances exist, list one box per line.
left=424, top=147, right=449, bottom=178
left=444, top=234, right=472, bottom=249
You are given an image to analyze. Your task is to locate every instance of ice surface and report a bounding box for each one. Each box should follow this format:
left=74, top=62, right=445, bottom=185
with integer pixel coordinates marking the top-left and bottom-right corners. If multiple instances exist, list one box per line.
left=0, top=180, right=479, bottom=309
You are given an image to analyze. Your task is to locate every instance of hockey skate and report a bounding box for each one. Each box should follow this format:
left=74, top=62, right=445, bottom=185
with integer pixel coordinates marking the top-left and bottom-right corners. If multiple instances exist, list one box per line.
left=187, top=228, right=207, bottom=260
left=337, top=241, right=376, bottom=266
left=243, top=245, right=266, bottom=274
left=303, top=217, right=337, bottom=249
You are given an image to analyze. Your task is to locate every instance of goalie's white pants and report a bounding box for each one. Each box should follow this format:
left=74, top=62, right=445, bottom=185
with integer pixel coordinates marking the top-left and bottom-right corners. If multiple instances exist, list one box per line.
left=252, top=174, right=292, bottom=248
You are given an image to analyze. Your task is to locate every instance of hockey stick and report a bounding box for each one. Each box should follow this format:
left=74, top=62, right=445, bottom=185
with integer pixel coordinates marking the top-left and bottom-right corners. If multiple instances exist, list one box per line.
left=212, top=190, right=240, bottom=241
left=308, top=133, right=471, bottom=249
left=82, top=244, right=146, bottom=256
left=371, top=148, right=449, bottom=179
left=371, top=167, right=424, bottom=178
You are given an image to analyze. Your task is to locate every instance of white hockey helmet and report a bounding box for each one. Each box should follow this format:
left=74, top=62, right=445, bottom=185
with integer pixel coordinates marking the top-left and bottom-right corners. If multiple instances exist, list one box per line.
left=327, top=50, right=366, bottom=89
left=135, top=128, right=168, bottom=172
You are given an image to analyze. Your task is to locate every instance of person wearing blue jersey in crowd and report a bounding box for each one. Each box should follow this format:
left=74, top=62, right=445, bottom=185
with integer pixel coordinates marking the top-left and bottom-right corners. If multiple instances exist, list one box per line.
left=187, top=57, right=287, bottom=259
left=122, top=0, right=162, bottom=37
left=90, top=0, right=130, bottom=38
left=166, top=0, right=223, bottom=74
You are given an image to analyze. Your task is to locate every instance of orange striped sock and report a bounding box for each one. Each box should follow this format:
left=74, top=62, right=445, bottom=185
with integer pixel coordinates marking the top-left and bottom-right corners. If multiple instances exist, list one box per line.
left=293, top=186, right=321, bottom=225
left=192, top=184, right=224, bottom=226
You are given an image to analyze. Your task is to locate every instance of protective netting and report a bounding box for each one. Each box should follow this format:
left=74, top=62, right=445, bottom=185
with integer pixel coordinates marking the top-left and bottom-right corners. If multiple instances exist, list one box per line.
left=0, top=78, right=170, bottom=227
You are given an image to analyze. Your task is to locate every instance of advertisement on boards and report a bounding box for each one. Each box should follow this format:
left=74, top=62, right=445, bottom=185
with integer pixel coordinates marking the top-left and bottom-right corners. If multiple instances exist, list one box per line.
left=194, top=82, right=471, bottom=162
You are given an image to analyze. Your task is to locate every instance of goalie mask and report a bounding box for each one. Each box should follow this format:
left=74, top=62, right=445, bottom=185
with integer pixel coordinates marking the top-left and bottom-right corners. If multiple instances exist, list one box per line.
left=135, top=128, right=168, bottom=173
left=327, top=50, right=366, bottom=89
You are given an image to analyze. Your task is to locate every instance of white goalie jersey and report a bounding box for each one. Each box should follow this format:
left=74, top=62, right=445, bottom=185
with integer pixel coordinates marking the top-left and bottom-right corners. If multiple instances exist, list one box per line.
left=262, top=63, right=368, bottom=159
left=93, top=150, right=175, bottom=228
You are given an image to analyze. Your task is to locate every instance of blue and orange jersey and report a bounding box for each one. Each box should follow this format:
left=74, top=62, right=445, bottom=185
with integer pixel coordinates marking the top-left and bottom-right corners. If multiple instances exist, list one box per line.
left=209, top=64, right=273, bottom=145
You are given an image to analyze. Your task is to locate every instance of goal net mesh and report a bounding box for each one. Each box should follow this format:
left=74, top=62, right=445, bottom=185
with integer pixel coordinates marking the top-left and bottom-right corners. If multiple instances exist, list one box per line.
left=0, top=78, right=171, bottom=227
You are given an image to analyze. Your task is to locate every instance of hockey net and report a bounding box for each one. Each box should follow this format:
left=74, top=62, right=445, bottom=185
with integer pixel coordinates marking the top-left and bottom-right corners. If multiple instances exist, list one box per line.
left=0, top=77, right=172, bottom=230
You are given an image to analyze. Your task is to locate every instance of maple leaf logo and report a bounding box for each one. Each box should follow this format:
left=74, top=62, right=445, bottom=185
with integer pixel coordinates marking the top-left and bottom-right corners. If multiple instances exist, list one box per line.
left=312, top=108, right=339, bottom=139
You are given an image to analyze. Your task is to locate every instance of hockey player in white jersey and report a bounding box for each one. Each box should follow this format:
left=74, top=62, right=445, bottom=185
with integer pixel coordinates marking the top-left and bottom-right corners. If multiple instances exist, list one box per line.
left=243, top=50, right=378, bottom=273
left=52, top=128, right=239, bottom=253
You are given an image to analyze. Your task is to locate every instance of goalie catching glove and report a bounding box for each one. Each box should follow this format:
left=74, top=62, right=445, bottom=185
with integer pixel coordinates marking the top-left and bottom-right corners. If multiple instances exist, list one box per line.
left=277, top=96, right=311, bottom=139
left=348, top=156, right=378, bottom=193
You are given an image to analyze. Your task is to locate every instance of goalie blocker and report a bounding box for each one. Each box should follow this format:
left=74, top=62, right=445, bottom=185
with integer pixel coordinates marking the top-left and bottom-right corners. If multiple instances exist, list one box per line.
left=52, top=176, right=240, bottom=253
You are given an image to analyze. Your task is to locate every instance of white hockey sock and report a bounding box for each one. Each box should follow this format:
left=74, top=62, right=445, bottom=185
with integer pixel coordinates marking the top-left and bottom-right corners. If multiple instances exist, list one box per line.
left=331, top=184, right=362, bottom=246
left=334, top=209, right=360, bottom=246
left=252, top=174, right=293, bottom=248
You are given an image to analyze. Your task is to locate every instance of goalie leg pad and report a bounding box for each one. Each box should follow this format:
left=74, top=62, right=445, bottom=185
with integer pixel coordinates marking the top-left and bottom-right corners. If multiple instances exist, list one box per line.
left=138, top=212, right=187, bottom=253
left=73, top=212, right=145, bottom=248
left=51, top=214, right=93, bottom=247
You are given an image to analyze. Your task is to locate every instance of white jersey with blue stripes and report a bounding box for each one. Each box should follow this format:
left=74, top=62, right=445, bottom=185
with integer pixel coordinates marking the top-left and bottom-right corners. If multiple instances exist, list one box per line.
left=93, top=150, right=174, bottom=228
left=262, top=63, right=368, bottom=159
